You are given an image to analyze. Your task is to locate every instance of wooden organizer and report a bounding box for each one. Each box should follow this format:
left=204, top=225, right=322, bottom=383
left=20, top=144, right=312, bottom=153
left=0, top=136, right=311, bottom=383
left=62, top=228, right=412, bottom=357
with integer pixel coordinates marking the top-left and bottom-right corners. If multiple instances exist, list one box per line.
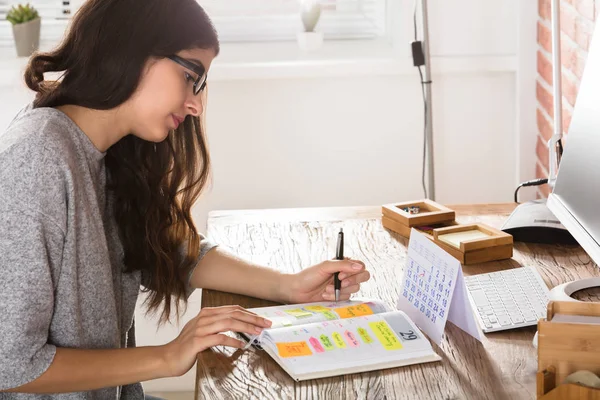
left=381, top=199, right=513, bottom=264
left=537, top=301, right=600, bottom=399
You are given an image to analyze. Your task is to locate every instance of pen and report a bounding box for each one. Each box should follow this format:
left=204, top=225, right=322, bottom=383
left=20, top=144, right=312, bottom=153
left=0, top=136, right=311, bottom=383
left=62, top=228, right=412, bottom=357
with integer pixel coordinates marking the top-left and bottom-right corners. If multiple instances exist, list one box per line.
left=334, top=228, right=344, bottom=302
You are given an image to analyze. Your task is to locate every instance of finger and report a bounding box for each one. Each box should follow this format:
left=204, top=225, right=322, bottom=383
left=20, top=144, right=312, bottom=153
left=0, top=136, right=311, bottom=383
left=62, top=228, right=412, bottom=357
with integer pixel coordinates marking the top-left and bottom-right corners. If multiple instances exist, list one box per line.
left=328, top=260, right=365, bottom=280
left=198, top=305, right=255, bottom=317
left=200, top=333, right=246, bottom=350
left=197, top=316, right=268, bottom=337
left=322, top=291, right=354, bottom=301
left=341, top=270, right=371, bottom=288
left=340, top=284, right=360, bottom=295
left=197, top=309, right=272, bottom=329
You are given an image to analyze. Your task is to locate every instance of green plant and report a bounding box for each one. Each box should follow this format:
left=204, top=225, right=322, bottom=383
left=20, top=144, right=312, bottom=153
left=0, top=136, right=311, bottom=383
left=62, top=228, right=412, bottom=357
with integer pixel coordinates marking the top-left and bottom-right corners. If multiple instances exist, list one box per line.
left=6, top=3, right=39, bottom=25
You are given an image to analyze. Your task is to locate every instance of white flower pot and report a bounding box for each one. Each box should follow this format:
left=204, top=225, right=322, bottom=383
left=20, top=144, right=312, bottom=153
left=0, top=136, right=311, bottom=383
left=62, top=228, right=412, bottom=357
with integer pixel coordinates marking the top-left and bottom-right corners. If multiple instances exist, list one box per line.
left=297, top=31, right=323, bottom=52
left=12, top=18, right=41, bottom=57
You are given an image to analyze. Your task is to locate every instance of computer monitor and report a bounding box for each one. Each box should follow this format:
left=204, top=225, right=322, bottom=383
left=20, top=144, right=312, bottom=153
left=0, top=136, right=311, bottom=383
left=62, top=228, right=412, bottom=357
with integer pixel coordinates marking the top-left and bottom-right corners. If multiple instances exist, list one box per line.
left=546, top=19, right=600, bottom=268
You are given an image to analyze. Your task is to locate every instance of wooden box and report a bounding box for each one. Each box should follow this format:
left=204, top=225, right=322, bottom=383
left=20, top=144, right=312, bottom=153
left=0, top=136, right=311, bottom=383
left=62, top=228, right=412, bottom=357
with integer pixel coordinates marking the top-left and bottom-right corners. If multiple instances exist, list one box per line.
left=381, top=200, right=513, bottom=264
left=432, top=223, right=513, bottom=264
left=382, top=199, right=455, bottom=228
left=537, top=301, right=600, bottom=399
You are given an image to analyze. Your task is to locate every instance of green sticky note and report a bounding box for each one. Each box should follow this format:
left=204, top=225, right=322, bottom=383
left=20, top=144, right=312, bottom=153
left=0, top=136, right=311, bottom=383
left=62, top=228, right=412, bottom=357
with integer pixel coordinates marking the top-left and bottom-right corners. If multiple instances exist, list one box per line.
left=319, top=334, right=335, bottom=350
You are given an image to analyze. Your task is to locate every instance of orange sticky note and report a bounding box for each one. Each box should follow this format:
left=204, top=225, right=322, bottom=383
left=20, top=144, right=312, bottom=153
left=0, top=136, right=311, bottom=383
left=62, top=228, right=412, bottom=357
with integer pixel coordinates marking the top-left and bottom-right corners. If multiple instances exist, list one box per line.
left=333, top=304, right=374, bottom=319
left=276, top=341, right=313, bottom=358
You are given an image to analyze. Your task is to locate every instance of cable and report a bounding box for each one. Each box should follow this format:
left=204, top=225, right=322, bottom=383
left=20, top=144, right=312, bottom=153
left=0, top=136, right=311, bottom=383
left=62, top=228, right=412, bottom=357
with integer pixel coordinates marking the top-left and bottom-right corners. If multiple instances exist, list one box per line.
left=418, top=66, right=428, bottom=199
left=413, top=0, right=428, bottom=199
left=514, top=178, right=548, bottom=203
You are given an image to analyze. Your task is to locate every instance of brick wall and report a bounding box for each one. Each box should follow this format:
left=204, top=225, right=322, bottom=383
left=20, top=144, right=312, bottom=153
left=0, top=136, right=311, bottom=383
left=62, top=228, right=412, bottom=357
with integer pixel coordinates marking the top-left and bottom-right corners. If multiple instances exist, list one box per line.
left=536, top=0, right=598, bottom=197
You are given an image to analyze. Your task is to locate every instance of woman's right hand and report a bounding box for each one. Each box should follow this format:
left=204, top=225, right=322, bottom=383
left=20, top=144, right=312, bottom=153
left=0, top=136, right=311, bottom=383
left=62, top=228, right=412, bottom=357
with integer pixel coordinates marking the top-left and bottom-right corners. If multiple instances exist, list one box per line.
left=160, top=305, right=272, bottom=377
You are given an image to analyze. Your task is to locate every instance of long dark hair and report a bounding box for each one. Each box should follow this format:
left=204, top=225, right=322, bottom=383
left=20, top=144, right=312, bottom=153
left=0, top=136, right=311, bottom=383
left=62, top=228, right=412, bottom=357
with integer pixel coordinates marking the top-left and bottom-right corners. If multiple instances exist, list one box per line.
left=23, top=0, right=220, bottom=324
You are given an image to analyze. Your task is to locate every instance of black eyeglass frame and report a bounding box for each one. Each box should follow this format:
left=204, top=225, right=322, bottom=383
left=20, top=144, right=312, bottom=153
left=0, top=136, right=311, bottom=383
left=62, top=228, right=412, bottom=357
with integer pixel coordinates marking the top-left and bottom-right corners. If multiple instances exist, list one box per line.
left=167, top=55, right=207, bottom=95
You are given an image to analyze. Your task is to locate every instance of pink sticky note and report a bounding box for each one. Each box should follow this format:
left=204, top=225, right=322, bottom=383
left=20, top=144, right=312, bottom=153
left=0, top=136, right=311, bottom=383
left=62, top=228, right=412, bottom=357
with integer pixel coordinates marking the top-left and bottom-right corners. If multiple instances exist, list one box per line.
left=344, top=330, right=360, bottom=347
left=309, top=336, right=325, bottom=353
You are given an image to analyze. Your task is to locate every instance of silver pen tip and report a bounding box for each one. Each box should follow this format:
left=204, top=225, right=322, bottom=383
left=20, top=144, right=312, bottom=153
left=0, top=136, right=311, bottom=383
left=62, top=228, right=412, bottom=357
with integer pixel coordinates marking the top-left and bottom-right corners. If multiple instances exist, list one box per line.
left=335, top=289, right=340, bottom=302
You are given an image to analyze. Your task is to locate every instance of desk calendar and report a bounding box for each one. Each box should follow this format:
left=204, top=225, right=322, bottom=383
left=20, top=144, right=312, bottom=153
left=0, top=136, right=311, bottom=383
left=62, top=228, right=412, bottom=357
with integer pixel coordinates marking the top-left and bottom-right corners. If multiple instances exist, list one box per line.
left=397, top=229, right=482, bottom=344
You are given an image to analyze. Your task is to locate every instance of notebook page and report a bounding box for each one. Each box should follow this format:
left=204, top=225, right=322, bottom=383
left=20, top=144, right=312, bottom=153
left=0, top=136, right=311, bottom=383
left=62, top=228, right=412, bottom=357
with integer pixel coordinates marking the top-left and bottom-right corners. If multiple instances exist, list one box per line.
left=261, top=311, right=435, bottom=376
left=247, top=299, right=389, bottom=329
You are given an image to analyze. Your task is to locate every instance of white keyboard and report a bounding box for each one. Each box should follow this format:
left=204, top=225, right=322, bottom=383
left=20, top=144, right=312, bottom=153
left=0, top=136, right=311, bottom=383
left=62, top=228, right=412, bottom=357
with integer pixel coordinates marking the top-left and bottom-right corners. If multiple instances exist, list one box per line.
left=464, top=266, right=550, bottom=333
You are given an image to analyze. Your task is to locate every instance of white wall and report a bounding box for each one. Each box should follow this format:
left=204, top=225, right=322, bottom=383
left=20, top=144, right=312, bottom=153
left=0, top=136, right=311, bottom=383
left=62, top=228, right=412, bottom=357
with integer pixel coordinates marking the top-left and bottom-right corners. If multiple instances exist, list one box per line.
left=0, top=0, right=536, bottom=393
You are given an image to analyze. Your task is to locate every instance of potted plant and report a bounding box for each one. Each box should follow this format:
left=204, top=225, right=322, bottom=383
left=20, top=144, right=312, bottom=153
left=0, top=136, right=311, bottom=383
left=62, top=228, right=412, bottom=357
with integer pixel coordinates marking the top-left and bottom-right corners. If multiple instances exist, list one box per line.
left=297, top=0, right=323, bottom=51
left=6, top=3, right=40, bottom=57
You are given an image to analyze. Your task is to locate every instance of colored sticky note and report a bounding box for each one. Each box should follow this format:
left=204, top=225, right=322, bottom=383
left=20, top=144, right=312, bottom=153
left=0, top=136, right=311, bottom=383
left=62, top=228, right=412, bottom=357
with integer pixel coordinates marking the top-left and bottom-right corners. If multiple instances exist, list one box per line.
left=284, top=308, right=314, bottom=318
left=357, top=327, right=374, bottom=344
left=344, top=330, right=360, bottom=347
left=309, top=336, right=325, bottom=353
left=334, top=304, right=374, bottom=319
left=319, top=334, right=335, bottom=350
left=332, top=332, right=346, bottom=348
left=276, top=341, right=313, bottom=358
left=369, top=321, right=403, bottom=351
left=321, top=311, right=338, bottom=320
left=305, top=305, right=331, bottom=312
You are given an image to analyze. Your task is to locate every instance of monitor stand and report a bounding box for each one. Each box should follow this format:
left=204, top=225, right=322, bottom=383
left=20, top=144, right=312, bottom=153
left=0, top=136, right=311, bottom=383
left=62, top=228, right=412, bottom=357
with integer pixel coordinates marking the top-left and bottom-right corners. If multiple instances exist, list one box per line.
left=501, top=199, right=577, bottom=244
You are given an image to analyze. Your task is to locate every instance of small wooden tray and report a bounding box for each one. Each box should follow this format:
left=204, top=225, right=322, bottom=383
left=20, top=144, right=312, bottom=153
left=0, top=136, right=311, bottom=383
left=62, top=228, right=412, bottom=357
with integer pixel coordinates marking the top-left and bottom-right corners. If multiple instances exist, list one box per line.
left=432, top=223, right=513, bottom=264
left=382, top=199, right=455, bottom=228
left=381, top=216, right=458, bottom=239
left=537, top=301, right=600, bottom=399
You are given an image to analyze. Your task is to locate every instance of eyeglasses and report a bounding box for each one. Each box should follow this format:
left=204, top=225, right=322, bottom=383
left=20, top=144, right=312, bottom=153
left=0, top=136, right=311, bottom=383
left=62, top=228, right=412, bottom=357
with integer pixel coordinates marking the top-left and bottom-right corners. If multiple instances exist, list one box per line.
left=167, top=55, right=207, bottom=96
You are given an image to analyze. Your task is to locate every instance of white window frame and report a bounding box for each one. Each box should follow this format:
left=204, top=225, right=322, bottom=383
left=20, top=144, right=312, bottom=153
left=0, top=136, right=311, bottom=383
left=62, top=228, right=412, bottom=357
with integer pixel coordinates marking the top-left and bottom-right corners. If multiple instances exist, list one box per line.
left=0, top=0, right=389, bottom=47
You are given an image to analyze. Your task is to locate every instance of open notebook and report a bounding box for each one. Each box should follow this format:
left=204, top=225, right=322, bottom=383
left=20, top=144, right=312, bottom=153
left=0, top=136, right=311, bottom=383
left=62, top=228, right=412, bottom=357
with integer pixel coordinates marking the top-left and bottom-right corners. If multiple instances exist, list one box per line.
left=241, top=299, right=441, bottom=381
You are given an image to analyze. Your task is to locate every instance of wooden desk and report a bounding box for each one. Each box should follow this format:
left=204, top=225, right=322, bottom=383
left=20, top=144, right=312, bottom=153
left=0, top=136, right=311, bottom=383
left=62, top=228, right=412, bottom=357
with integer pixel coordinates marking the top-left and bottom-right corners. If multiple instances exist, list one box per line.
left=194, top=204, right=600, bottom=400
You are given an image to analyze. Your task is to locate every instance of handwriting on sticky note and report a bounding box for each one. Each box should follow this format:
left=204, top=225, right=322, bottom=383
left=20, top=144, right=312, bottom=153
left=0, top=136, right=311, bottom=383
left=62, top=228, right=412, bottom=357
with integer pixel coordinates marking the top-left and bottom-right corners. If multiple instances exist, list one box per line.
left=322, top=310, right=338, bottom=320
left=369, top=321, right=403, bottom=350
left=276, top=341, right=313, bottom=357
left=319, top=334, right=334, bottom=350
left=309, top=336, right=325, bottom=353
left=332, top=332, right=346, bottom=348
left=344, top=330, right=360, bottom=347
left=357, top=327, right=374, bottom=344
left=334, top=304, right=374, bottom=319
left=284, top=308, right=313, bottom=318
left=304, top=305, right=331, bottom=312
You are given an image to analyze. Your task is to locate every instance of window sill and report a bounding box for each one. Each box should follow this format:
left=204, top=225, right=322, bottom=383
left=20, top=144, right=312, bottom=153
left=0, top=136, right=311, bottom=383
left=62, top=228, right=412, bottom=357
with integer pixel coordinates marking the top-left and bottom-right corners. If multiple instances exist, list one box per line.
left=0, top=39, right=517, bottom=87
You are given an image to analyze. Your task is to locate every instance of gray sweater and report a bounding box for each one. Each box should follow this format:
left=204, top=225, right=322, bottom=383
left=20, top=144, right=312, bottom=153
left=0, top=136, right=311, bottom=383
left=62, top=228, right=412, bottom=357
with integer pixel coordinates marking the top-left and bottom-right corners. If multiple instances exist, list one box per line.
left=0, top=106, right=216, bottom=399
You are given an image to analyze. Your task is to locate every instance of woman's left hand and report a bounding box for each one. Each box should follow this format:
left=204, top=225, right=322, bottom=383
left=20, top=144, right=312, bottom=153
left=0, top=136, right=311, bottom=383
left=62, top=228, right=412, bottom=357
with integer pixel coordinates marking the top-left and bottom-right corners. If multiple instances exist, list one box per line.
left=284, top=259, right=371, bottom=303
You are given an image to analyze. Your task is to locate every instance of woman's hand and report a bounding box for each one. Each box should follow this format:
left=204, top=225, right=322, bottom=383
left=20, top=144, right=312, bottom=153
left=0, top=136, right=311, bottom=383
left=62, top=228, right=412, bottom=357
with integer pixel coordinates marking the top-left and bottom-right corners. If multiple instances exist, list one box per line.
left=160, top=305, right=272, bottom=377
left=284, top=259, right=370, bottom=304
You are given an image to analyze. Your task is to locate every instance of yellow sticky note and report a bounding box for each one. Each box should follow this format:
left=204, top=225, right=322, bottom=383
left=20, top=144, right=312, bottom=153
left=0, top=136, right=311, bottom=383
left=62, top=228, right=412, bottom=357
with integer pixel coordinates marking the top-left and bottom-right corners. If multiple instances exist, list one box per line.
left=276, top=341, right=313, bottom=358
left=334, top=304, right=374, bottom=319
left=332, top=332, right=346, bottom=348
left=284, top=308, right=313, bottom=318
left=322, top=311, right=338, bottom=320
left=305, top=305, right=331, bottom=312
left=368, top=321, right=403, bottom=351
left=357, top=327, right=374, bottom=344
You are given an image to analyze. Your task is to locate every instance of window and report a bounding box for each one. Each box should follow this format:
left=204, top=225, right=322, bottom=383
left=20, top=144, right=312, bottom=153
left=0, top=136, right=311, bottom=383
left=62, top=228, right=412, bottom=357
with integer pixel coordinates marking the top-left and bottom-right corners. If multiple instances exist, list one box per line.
left=200, top=0, right=387, bottom=42
left=0, top=0, right=76, bottom=46
left=0, top=0, right=387, bottom=46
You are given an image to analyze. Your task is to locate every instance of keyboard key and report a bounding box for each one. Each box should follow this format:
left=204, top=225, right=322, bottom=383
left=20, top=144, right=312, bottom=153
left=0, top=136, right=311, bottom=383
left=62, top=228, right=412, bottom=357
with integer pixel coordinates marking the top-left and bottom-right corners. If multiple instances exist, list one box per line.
left=510, top=314, right=524, bottom=324
left=498, top=315, right=512, bottom=326
left=470, top=290, right=489, bottom=307
left=522, top=312, right=537, bottom=322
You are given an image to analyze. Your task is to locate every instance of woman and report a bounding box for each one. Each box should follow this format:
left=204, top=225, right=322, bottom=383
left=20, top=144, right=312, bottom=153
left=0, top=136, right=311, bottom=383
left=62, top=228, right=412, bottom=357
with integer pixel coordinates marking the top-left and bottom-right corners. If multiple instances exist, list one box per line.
left=0, top=0, right=370, bottom=398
